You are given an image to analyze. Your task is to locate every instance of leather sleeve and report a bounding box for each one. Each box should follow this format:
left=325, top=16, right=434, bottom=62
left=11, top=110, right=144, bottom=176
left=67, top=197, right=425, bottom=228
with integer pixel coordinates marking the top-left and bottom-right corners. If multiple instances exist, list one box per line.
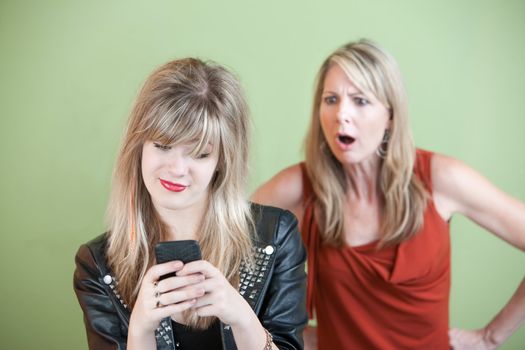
left=73, top=243, right=128, bottom=350
left=259, top=209, right=308, bottom=349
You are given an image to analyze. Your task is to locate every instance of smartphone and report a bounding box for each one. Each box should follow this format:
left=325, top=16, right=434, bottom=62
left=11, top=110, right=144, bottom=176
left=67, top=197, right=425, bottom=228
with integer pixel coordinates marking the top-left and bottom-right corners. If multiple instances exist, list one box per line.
left=155, top=240, right=202, bottom=280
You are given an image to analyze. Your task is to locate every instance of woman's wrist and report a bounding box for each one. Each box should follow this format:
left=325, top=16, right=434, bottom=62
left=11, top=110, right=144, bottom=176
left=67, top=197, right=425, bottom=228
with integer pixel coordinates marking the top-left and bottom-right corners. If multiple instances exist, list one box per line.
left=229, top=301, right=270, bottom=350
left=227, top=293, right=257, bottom=328
left=128, top=314, right=156, bottom=340
left=230, top=321, right=271, bottom=350
left=229, top=298, right=259, bottom=330
left=127, top=324, right=157, bottom=350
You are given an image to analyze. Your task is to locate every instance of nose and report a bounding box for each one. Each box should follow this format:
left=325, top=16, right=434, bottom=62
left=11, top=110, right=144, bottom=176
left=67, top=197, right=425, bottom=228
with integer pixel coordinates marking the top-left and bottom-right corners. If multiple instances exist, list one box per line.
left=336, top=98, right=353, bottom=124
left=167, top=153, right=189, bottom=177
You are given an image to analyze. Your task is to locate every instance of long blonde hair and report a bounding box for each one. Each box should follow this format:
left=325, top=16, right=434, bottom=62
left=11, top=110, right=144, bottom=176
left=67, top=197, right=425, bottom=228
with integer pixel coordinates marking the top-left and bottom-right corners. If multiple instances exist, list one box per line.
left=106, top=58, right=254, bottom=328
left=304, top=39, right=428, bottom=248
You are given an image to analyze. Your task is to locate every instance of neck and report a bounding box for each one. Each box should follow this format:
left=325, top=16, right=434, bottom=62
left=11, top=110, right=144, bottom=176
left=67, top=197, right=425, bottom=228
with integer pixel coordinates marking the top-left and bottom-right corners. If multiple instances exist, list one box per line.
left=343, top=155, right=382, bottom=201
left=154, top=199, right=209, bottom=241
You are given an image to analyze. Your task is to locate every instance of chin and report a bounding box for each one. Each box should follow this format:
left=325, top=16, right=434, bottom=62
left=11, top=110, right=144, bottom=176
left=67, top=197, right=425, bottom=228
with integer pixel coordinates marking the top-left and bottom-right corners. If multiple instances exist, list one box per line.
left=152, top=196, right=189, bottom=211
left=332, top=151, right=358, bottom=164
left=336, top=152, right=374, bottom=166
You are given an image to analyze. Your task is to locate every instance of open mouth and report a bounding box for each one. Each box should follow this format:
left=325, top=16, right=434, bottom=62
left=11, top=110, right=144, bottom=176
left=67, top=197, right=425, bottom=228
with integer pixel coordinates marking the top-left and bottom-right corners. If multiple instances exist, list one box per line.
left=338, top=134, right=355, bottom=145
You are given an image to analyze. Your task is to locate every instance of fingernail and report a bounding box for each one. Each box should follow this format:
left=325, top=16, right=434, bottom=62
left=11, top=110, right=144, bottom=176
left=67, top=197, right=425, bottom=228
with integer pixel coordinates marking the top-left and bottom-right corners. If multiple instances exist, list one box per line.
left=173, top=261, right=183, bottom=268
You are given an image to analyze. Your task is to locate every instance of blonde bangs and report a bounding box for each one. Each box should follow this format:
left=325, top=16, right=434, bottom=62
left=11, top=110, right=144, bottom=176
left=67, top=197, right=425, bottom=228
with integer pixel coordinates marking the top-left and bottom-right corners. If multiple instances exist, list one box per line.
left=331, top=55, right=390, bottom=109
left=143, top=101, right=222, bottom=157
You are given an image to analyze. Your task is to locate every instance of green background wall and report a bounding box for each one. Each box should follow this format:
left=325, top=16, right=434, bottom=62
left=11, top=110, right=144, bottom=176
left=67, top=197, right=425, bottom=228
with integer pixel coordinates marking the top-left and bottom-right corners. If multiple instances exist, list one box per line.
left=1, top=0, right=524, bottom=348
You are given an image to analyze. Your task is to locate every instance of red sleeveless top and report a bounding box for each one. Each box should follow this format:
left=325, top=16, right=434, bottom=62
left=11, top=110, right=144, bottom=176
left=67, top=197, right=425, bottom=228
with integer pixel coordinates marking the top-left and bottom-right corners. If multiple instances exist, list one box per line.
left=300, top=149, right=451, bottom=349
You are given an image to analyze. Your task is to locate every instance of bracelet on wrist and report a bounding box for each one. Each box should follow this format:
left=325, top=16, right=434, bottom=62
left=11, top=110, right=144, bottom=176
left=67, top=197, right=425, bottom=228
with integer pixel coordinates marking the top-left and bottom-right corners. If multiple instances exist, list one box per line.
left=263, top=328, right=273, bottom=350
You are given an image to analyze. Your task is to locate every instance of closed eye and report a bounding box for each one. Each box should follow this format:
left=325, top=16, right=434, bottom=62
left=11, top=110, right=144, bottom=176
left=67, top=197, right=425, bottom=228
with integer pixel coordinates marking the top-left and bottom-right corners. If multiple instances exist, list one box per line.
left=153, top=142, right=171, bottom=151
left=195, top=153, right=211, bottom=159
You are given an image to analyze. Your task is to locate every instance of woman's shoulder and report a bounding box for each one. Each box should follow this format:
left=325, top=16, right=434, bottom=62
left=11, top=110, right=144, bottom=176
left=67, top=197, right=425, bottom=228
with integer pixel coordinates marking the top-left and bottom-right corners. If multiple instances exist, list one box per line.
left=417, top=148, right=464, bottom=190
left=250, top=202, right=298, bottom=227
left=416, top=149, right=476, bottom=221
left=249, top=202, right=300, bottom=246
left=75, top=233, right=109, bottom=274
left=251, top=163, right=305, bottom=218
left=414, top=148, right=440, bottom=190
left=78, top=233, right=108, bottom=254
left=414, top=148, right=434, bottom=171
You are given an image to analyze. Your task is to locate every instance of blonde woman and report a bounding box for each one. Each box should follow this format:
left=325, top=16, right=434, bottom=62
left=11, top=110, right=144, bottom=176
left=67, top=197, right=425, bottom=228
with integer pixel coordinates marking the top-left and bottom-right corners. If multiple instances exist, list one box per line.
left=252, top=40, right=525, bottom=349
left=74, top=58, right=307, bottom=350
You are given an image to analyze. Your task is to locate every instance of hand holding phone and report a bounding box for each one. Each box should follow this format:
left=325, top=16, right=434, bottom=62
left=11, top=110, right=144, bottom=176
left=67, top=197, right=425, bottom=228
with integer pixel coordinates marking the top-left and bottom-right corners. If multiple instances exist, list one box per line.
left=155, top=240, right=202, bottom=280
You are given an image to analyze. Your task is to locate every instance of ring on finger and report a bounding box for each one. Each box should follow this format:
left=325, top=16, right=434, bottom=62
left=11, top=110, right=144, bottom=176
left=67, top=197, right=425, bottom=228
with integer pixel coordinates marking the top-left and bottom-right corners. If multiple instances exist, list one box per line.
left=153, top=280, right=162, bottom=301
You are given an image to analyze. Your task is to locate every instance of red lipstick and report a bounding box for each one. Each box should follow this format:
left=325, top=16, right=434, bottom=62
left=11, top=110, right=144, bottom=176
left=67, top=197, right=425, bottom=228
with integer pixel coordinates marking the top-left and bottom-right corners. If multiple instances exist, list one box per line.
left=160, top=179, right=187, bottom=192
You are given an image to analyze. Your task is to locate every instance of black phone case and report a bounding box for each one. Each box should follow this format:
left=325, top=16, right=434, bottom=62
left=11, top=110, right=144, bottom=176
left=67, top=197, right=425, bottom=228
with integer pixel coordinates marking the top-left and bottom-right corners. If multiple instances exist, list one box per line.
left=155, top=240, right=202, bottom=280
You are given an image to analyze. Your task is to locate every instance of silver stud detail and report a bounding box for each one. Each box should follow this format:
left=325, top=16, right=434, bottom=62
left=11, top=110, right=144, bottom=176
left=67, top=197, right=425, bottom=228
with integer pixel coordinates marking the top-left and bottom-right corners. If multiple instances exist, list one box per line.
left=263, top=245, right=274, bottom=255
left=103, top=275, right=112, bottom=285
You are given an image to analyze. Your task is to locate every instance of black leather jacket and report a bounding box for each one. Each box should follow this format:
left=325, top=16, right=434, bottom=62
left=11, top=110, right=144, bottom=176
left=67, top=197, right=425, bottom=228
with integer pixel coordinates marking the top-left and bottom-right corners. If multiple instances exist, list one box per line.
left=74, top=203, right=307, bottom=349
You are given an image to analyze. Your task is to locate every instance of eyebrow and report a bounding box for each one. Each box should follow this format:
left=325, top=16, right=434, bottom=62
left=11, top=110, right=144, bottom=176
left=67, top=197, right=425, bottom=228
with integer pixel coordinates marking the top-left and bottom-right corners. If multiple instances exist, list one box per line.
left=322, top=90, right=364, bottom=97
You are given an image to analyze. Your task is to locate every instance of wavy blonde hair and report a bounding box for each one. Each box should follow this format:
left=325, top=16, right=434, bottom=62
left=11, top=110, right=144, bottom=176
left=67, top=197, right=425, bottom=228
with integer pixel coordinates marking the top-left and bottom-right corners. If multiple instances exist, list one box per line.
left=106, top=58, right=254, bottom=328
left=305, top=39, right=428, bottom=248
